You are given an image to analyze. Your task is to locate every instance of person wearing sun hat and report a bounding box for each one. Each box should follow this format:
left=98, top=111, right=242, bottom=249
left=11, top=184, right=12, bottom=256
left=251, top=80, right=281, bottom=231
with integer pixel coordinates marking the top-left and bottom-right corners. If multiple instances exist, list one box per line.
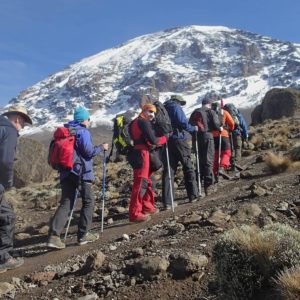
left=0, top=104, right=33, bottom=273
left=47, top=106, right=109, bottom=249
left=162, top=95, right=199, bottom=209
left=128, top=103, right=167, bottom=223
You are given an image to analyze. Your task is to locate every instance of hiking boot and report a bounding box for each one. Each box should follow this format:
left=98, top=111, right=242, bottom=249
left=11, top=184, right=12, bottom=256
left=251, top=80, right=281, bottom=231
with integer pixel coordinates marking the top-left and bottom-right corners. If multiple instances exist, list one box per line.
left=0, top=257, right=24, bottom=272
left=78, top=232, right=100, bottom=245
left=47, top=235, right=66, bottom=249
left=165, top=202, right=178, bottom=210
left=144, top=208, right=160, bottom=215
left=218, top=168, right=233, bottom=180
left=189, top=197, right=198, bottom=203
left=130, top=214, right=151, bottom=223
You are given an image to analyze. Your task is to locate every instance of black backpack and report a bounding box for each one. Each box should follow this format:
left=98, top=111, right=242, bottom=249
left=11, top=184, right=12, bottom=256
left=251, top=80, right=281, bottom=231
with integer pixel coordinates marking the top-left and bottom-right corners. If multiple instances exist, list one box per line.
left=153, top=101, right=173, bottom=137
left=112, top=111, right=136, bottom=155
left=223, top=103, right=240, bottom=129
left=189, top=108, right=209, bottom=133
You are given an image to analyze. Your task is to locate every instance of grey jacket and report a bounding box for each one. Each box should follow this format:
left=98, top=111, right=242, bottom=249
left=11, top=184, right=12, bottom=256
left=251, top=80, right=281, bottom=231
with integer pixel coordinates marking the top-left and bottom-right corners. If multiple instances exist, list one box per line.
left=0, top=115, right=18, bottom=190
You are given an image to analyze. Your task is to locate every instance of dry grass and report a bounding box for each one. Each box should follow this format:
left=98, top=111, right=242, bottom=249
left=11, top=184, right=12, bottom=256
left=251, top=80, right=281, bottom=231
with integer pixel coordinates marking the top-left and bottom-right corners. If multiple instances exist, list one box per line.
left=265, top=152, right=292, bottom=174
left=274, top=266, right=300, bottom=300
left=250, top=135, right=264, bottom=147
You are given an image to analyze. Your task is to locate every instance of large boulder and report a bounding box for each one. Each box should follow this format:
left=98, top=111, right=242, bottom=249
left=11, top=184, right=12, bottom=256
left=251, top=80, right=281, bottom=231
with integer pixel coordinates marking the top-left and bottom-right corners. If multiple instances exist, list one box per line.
left=13, top=137, right=53, bottom=188
left=251, top=88, right=300, bottom=125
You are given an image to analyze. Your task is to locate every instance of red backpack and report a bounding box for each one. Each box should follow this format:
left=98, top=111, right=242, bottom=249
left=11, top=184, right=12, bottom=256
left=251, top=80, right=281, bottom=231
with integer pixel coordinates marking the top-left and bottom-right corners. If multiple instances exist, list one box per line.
left=48, top=127, right=77, bottom=171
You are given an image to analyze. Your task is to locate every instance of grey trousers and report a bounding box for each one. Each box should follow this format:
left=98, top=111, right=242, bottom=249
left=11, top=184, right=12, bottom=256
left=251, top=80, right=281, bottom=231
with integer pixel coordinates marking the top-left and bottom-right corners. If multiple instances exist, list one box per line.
left=49, top=174, right=95, bottom=240
left=0, top=195, right=15, bottom=263
left=162, top=138, right=198, bottom=205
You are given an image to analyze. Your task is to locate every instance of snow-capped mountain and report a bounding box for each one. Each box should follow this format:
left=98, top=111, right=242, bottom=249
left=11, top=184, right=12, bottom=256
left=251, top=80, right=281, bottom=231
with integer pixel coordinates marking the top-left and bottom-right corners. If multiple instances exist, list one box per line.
left=7, top=25, right=300, bottom=133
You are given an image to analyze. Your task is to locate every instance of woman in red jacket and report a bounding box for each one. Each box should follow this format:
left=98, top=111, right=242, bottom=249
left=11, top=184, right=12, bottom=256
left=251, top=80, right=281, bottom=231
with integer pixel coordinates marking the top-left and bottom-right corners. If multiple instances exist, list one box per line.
left=129, top=104, right=167, bottom=222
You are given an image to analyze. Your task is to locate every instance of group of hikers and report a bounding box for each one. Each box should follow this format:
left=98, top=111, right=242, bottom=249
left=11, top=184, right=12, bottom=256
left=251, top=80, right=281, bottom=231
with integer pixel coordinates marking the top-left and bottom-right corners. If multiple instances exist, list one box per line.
left=0, top=94, right=248, bottom=273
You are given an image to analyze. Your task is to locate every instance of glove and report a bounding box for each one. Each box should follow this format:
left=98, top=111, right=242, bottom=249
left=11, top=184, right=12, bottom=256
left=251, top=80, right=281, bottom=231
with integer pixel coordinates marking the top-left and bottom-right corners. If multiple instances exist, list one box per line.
left=219, top=126, right=223, bottom=132
left=194, top=125, right=198, bottom=132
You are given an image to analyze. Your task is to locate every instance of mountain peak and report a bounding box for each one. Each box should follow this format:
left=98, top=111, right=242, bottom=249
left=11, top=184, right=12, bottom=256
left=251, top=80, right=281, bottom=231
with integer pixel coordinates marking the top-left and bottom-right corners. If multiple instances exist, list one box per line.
left=6, top=25, right=300, bottom=133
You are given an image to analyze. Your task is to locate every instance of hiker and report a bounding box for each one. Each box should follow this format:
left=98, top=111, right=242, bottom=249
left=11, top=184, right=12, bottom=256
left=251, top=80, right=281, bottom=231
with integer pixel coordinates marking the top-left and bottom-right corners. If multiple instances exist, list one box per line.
left=162, top=95, right=199, bottom=209
left=47, top=107, right=109, bottom=249
left=211, top=101, right=235, bottom=180
left=223, top=104, right=248, bottom=166
left=128, top=103, right=167, bottom=222
left=0, top=105, right=33, bottom=272
left=189, top=97, right=221, bottom=195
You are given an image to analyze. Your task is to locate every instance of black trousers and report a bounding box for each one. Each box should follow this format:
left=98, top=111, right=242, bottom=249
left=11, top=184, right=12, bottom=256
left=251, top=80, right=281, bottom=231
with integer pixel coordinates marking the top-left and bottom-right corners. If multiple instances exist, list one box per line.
left=196, top=132, right=215, bottom=185
left=162, top=138, right=198, bottom=205
left=49, top=174, right=95, bottom=240
left=0, top=194, right=15, bottom=263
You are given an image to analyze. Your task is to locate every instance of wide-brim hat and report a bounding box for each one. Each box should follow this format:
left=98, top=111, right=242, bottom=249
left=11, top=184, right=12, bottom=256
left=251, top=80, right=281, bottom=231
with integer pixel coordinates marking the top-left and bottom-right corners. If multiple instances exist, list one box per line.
left=2, top=105, right=32, bottom=125
left=170, top=94, right=186, bottom=106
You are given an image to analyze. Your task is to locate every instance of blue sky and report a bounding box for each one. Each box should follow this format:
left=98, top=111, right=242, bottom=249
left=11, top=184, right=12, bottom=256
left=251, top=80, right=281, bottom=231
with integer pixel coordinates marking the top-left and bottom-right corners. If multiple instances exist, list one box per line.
left=0, top=0, right=299, bottom=107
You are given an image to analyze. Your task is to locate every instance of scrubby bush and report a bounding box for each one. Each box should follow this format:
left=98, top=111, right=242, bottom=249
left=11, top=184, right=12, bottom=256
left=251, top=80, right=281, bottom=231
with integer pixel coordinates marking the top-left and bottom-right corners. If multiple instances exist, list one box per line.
left=213, top=224, right=300, bottom=299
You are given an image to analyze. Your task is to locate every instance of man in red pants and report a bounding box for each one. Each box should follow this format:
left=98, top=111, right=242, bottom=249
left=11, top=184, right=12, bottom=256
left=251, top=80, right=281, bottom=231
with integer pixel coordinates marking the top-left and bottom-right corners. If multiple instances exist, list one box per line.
left=128, top=104, right=167, bottom=222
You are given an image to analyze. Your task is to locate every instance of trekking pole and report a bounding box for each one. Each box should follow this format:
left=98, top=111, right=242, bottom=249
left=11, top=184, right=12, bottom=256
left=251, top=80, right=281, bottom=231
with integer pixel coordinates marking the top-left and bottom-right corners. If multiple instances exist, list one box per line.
left=101, top=150, right=107, bottom=233
left=229, top=132, right=236, bottom=171
left=64, top=188, right=79, bottom=242
left=194, top=131, right=202, bottom=197
left=165, top=144, right=175, bottom=213
left=217, top=133, right=222, bottom=178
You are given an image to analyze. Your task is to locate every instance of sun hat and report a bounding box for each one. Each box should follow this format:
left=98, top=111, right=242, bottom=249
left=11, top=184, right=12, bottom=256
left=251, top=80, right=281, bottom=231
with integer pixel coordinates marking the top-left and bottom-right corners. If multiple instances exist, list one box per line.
left=2, top=105, right=33, bottom=125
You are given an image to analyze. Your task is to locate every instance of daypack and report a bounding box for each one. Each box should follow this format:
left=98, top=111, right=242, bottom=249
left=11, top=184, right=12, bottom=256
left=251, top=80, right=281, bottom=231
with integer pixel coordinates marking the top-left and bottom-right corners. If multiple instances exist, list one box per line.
left=153, top=101, right=173, bottom=137
left=112, top=111, right=135, bottom=155
left=223, top=103, right=240, bottom=129
left=48, top=127, right=77, bottom=171
left=189, top=108, right=209, bottom=133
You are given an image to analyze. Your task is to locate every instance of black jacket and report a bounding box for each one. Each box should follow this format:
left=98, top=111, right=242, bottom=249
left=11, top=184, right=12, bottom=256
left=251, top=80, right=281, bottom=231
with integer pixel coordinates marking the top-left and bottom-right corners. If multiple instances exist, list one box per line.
left=0, top=115, right=18, bottom=189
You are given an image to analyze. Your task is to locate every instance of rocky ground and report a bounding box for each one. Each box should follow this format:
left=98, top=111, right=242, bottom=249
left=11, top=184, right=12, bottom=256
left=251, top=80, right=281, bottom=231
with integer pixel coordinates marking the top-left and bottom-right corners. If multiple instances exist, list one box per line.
left=1, top=118, right=300, bottom=300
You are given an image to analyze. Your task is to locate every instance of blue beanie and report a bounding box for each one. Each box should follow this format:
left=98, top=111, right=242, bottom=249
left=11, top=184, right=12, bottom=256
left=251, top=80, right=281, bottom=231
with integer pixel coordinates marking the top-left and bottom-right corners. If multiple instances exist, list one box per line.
left=73, top=106, right=90, bottom=122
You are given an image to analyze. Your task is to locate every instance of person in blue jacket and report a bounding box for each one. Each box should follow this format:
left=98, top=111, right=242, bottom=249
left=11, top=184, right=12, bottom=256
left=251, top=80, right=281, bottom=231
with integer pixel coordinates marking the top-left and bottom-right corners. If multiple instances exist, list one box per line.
left=0, top=105, right=32, bottom=273
left=162, top=95, right=199, bottom=209
left=47, top=107, right=109, bottom=249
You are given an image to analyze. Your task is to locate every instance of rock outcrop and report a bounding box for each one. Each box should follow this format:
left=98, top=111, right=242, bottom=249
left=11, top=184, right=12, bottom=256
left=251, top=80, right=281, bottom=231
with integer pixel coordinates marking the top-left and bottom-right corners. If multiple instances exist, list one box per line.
left=251, top=88, right=300, bottom=125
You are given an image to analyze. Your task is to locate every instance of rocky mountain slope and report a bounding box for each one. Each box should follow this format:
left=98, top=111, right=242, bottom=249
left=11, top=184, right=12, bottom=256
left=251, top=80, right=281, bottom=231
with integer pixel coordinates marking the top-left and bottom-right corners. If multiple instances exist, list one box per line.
left=5, top=25, right=300, bottom=134
left=1, top=114, right=300, bottom=299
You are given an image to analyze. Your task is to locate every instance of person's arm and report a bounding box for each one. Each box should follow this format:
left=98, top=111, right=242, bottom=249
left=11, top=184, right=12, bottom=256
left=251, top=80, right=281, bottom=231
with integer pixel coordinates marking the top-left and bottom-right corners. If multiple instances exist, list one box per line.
left=238, top=113, right=248, bottom=139
left=225, top=110, right=235, bottom=131
left=76, top=129, right=103, bottom=159
left=0, top=127, right=17, bottom=188
left=174, top=106, right=195, bottom=133
left=138, top=119, right=166, bottom=146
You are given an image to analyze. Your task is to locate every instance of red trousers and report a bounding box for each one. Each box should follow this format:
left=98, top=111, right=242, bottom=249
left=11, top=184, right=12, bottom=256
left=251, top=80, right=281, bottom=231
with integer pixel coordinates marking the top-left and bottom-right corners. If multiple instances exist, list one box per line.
left=129, top=149, right=156, bottom=221
left=213, top=149, right=232, bottom=175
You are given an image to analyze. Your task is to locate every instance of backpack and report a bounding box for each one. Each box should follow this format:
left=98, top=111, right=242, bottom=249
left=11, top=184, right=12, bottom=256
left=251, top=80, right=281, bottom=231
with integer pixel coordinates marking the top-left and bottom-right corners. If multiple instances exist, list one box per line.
left=48, top=127, right=77, bottom=171
left=112, top=111, right=135, bottom=155
left=153, top=101, right=173, bottom=137
left=223, top=103, right=240, bottom=129
left=189, top=108, right=209, bottom=133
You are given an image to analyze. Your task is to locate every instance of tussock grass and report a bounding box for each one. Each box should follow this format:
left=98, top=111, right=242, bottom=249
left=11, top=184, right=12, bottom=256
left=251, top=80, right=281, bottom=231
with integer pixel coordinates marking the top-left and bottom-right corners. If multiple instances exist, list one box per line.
left=265, top=152, right=291, bottom=173
left=274, top=267, right=300, bottom=300
left=213, top=224, right=300, bottom=299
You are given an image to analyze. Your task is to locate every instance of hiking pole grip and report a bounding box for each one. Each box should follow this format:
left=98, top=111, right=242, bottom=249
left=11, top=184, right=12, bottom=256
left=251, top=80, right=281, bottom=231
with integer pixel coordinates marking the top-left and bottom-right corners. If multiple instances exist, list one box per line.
left=194, top=132, right=202, bottom=197
left=165, top=144, right=175, bottom=213
left=101, top=150, right=107, bottom=233
left=64, top=188, right=79, bottom=242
